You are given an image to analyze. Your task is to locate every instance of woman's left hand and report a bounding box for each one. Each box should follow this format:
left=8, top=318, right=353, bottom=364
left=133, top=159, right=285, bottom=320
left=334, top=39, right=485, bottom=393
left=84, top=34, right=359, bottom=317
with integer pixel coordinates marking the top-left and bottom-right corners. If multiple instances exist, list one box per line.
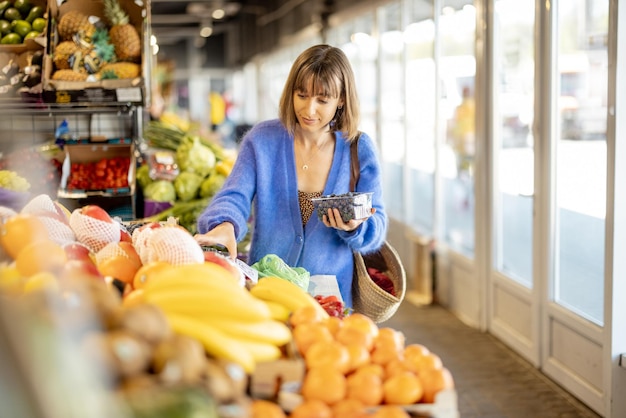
left=322, top=208, right=376, bottom=232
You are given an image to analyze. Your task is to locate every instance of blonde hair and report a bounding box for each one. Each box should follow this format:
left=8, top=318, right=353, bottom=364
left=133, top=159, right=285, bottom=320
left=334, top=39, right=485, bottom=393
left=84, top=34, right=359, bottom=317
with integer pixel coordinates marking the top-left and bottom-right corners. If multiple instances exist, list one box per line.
left=279, top=44, right=360, bottom=141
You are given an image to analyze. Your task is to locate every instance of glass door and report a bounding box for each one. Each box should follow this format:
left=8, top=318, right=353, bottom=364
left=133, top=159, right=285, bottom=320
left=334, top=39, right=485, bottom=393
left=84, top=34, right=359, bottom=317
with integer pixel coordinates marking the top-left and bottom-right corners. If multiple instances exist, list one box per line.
left=488, top=0, right=537, bottom=361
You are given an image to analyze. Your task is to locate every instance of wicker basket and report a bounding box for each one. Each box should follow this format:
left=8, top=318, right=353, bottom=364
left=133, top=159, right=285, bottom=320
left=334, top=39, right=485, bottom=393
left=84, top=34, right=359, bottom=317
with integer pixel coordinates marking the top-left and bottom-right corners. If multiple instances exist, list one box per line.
left=352, top=241, right=406, bottom=323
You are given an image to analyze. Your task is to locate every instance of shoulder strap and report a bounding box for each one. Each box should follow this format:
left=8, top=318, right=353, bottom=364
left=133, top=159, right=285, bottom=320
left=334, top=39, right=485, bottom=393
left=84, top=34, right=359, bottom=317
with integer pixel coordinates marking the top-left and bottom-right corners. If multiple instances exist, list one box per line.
left=349, top=134, right=360, bottom=192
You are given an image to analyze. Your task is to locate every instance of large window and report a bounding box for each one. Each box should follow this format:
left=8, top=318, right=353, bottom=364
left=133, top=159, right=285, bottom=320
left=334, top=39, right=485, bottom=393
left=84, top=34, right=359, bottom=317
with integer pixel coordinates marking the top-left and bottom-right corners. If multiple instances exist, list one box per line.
left=493, top=0, right=535, bottom=286
left=440, top=2, right=476, bottom=256
left=405, top=2, right=436, bottom=235
left=554, top=0, right=608, bottom=324
left=378, top=3, right=405, bottom=219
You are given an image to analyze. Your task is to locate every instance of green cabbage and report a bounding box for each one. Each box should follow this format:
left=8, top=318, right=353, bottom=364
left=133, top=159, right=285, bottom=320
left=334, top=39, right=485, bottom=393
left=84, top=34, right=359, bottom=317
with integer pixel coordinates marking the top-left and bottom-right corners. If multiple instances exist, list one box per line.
left=252, top=254, right=310, bottom=291
left=176, top=135, right=216, bottom=178
left=136, top=164, right=153, bottom=190
left=174, top=172, right=203, bottom=201
left=143, top=180, right=176, bottom=202
left=199, top=172, right=226, bottom=198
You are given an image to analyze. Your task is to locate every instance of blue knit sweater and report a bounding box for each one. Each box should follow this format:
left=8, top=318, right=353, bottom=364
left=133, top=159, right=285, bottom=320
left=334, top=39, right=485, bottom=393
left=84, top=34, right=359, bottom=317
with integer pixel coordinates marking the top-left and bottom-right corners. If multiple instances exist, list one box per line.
left=197, top=119, right=388, bottom=307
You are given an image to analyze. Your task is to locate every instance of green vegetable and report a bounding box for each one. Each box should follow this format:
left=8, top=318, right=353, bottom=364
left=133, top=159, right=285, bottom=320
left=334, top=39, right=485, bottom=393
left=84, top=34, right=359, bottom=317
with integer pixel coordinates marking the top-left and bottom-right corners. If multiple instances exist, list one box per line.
left=0, top=170, right=30, bottom=191
left=136, top=164, right=153, bottom=190
left=144, top=180, right=176, bottom=202
left=199, top=172, right=226, bottom=198
left=252, top=254, right=310, bottom=291
left=176, top=135, right=216, bottom=178
left=174, top=171, right=203, bottom=202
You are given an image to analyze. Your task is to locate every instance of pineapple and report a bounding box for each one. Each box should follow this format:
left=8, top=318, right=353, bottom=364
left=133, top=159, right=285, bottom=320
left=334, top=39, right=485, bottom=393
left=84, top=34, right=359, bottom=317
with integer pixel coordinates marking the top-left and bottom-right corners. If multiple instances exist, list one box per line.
left=99, top=62, right=140, bottom=79
left=57, top=10, right=96, bottom=41
left=53, top=41, right=81, bottom=70
left=103, top=0, right=141, bottom=62
left=52, top=69, right=88, bottom=82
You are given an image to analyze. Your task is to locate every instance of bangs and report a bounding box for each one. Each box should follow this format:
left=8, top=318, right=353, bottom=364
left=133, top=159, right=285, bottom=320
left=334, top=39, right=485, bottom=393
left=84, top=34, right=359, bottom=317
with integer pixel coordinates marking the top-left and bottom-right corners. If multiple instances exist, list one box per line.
left=294, top=63, right=341, bottom=98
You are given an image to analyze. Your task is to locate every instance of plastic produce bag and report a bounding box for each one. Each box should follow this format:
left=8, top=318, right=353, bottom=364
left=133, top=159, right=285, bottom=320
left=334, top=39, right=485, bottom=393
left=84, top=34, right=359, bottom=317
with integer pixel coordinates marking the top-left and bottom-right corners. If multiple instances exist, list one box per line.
left=251, top=254, right=310, bottom=291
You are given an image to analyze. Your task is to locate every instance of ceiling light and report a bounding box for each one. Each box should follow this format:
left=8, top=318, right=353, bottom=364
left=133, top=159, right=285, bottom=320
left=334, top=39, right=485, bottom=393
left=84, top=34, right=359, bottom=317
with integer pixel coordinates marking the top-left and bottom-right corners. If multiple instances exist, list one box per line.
left=200, top=21, right=213, bottom=38
left=212, top=8, right=225, bottom=20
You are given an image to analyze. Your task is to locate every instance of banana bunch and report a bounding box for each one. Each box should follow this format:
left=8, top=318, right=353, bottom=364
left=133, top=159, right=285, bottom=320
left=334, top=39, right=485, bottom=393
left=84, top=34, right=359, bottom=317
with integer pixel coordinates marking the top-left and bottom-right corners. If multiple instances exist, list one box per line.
left=140, top=263, right=292, bottom=374
left=249, top=276, right=329, bottom=321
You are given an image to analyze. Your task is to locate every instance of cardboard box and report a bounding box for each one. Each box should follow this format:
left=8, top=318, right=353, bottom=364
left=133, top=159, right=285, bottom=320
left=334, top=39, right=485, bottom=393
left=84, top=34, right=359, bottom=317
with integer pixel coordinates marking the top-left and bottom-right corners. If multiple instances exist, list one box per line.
left=58, top=141, right=136, bottom=198
left=43, top=0, right=146, bottom=99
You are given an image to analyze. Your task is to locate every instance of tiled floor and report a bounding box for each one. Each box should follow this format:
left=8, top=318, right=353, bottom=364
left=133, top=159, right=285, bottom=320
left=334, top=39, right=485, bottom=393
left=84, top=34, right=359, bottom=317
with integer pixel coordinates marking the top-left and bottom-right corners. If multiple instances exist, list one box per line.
left=383, top=298, right=603, bottom=418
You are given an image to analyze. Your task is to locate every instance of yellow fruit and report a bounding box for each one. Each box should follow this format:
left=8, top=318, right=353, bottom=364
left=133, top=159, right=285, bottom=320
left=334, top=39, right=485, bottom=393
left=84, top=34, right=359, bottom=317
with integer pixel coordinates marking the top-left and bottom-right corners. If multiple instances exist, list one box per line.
left=0, top=263, right=24, bottom=294
left=15, top=240, right=67, bottom=277
left=132, top=261, right=172, bottom=290
left=0, top=213, right=49, bottom=259
left=23, top=271, right=59, bottom=294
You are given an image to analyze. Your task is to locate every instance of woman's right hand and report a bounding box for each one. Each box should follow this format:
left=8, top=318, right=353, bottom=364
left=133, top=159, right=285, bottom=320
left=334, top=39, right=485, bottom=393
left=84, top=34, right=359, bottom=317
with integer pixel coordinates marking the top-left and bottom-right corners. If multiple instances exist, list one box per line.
left=194, top=222, right=238, bottom=260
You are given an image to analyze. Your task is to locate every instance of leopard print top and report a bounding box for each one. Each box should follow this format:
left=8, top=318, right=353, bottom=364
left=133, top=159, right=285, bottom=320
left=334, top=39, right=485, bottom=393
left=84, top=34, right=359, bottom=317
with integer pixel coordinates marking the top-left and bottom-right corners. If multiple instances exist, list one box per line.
left=298, top=190, right=322, bottom=226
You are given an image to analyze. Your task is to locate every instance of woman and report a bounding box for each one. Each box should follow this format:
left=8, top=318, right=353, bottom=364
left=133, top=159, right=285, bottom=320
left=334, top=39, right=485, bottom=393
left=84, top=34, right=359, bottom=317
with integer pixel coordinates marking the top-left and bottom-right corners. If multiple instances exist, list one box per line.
left=194, top=44, right=387, bottom=308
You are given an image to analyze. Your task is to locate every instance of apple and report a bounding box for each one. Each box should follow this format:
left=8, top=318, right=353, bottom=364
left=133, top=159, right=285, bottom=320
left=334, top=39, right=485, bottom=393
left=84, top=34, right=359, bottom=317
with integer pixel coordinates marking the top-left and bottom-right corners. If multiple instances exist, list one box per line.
left=60, top=259, right=104, bottom=282
left=203, top=250, right=244, bottom=283
left=63, top=242, right=93, bottom=262
left=81, top=205, right=113, bottom=223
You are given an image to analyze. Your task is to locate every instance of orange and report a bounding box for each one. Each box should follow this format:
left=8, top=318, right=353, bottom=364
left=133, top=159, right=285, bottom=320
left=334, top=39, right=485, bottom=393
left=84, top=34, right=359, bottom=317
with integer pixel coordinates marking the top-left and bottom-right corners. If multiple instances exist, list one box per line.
left=370, top=340, right=402, bottom=367
left=404, top=352, right=443, bottom=374
left=15, top=239, right=67, bottom=277
left=384, top=357, right=409, bottom=379
left=382, top=371, right=423, bottom=405
left=292, top=322, right=334, bottom=356
left=323, top=315, right=343, bottom=337
left=342, top=313, right=379, bottom=341
left=371, top=405, right=411, bottom=418
left=97, top=255, right=142, bottom=285
left=249, top=399, right=286, bottom=418
left=418, top=367, right=454, bottom=404
left=305, top=340, right=350, bottom=374
left=290, top=305, right=327, bottom=327
left=331, top=398, right=368, bottom=418
left=403, top=343, right=430, bottom=360
left=354, top=363, right=385, bottom=380
left=0, top=213, right=49, bottom=259
left=345, top=342, right=371, bottom=372
left=301, top=366, right=347, bottom=405
left=289, top=399, right=333, bottom=418
left=132, top=261, right=172, bottom=289
left=346, top=368, right=383, bottom=406
left=374, top=328, right=405, bottom=351
left=122, top=288, right=145, bottom=308
left=335, top=325, right=374, bottom=352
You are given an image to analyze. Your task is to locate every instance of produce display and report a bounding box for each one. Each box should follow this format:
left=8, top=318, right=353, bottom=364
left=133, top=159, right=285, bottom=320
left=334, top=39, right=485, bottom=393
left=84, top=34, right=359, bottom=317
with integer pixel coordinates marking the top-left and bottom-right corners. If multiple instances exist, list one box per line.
left=0, top=193, right=457, bottom=418
left=50, top=0, right=141, bottom=82
left=139, top=118, right=236, bottom=235
left=0, top=0, right=47, bottom=45
left=0, top=48, right=43, bottom=96
left=65, top=155, right=131, bottom=191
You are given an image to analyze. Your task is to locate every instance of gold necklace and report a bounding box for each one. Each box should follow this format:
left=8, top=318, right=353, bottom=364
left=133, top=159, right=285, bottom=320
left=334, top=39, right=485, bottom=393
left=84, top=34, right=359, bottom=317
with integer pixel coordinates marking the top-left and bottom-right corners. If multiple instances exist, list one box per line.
left=297, top=137, right=330, bottom=170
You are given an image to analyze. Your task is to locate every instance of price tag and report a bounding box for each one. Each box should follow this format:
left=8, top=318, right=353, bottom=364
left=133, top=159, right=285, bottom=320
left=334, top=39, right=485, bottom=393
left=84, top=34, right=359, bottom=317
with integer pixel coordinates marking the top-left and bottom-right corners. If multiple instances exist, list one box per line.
left=116, top=87, right=142, bottom=102
left=236, top=259, right=258, bottom=284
